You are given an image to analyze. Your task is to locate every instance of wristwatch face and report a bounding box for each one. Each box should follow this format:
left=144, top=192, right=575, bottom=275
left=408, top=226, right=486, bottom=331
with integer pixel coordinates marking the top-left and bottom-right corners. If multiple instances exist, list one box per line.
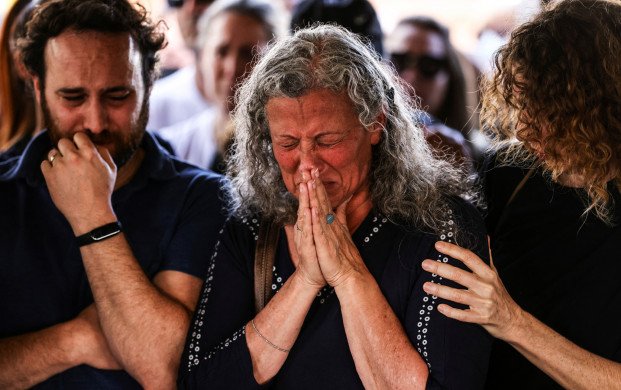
left=76, top=222, right=122, bottom=246
left=90, top=223, right=122, bottom=240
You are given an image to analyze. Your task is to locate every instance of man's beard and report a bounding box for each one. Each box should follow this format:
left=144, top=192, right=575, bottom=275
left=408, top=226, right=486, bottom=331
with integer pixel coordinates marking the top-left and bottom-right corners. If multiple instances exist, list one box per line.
left=41, top=93, right=149, bottom=168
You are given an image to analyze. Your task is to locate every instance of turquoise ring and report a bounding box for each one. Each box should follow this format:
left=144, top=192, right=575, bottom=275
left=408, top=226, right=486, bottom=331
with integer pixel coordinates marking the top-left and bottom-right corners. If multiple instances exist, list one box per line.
left=326, top=214, right=335, bottom=224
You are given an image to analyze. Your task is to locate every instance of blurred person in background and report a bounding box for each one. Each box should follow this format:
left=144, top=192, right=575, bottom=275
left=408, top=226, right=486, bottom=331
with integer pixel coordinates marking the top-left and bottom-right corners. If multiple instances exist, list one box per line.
left=170, top=0, right=214, bottom=46
left=156, top=0, right=215, bottom=76
left=386, top=16, right=482, bottom=170
left=0, top=0, right=43, bottom=161
left=147, top=0, right=215, bottom=130
left=153, top=0, right=286, bottom=172
left=290, top=0, right=383, bottom=57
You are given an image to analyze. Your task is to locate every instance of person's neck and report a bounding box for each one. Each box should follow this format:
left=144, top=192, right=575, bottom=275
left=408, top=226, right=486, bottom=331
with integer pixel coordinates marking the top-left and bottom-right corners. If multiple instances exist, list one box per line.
left=555, top=172, right=586, bottom=188
left=344, top=191, right=374, bottom=233
left=555, top=165, right=619, bottom=188
left=114, top=147, right=144, bottom=190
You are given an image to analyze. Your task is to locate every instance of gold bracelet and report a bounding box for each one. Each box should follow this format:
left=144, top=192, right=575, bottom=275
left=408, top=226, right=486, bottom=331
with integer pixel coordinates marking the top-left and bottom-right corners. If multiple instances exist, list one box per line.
left=251, top=319, right=290, bottom=353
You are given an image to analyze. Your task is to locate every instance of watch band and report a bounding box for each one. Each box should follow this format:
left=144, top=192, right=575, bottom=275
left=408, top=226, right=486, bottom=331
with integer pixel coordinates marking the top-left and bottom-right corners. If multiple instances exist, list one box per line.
left=75, top=221, right=123, bottom=247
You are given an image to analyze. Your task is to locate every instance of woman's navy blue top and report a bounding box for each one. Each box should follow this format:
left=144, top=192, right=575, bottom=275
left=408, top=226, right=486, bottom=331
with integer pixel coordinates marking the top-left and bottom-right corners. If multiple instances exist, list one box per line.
left=178, top=198, right=492, bottom=389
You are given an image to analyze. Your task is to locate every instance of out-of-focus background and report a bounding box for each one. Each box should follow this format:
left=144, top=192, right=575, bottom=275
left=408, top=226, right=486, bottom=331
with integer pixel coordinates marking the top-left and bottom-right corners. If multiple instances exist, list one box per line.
left=0, top=0, right=546, bottom=167
left=368, top=0, right=542, bottom=72
left=1, top=0, right=542, bottom=75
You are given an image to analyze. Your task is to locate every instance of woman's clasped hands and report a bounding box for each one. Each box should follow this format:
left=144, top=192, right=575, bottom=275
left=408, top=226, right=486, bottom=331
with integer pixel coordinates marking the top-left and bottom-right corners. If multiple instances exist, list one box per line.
left=293, top=168, right=366, bottom=290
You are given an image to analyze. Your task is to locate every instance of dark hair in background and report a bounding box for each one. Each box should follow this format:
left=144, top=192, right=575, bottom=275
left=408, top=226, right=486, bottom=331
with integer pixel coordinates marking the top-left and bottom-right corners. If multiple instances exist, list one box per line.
left=481, top=0, right=621, bottom=224
left=290, top=0, right=383, bottom=57
left=0, top=0, right=38, bottom=151
left=395, top=16, right=470, bottom=135
left=19, top=0, right=166, bottom=91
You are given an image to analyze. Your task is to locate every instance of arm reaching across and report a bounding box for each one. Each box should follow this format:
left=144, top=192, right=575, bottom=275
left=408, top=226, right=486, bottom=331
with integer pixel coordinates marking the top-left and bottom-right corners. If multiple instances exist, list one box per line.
left=422, top=241, right=621, bottom=390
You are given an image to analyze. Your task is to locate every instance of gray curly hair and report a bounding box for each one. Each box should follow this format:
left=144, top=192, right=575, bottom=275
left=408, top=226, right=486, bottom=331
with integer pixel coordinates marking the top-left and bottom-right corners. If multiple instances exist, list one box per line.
left=227, top=24, right=472, bottom=234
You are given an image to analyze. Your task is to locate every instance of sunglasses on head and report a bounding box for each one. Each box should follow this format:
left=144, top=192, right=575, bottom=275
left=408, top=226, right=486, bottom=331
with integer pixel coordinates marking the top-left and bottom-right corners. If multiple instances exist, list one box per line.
left=389, top=53, right=449, bottom=79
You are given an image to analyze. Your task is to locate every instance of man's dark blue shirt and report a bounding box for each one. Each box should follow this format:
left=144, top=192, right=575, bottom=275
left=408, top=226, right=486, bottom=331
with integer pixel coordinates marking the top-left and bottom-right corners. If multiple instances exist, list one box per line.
left=0, top=130, right=227, bottom=388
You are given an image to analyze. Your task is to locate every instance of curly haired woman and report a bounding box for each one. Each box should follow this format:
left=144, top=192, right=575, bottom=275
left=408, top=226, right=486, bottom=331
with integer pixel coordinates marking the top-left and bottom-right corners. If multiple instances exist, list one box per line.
left=421, top=0, right=621, bottom=389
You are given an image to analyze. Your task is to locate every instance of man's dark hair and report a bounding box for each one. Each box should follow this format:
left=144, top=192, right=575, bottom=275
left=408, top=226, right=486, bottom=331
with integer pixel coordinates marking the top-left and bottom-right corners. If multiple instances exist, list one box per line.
left=19, top=0, right=166, bottom=90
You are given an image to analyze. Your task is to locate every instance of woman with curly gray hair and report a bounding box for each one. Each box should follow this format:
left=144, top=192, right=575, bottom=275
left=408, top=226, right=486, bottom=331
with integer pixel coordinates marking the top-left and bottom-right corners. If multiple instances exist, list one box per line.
left=178, top=24, right=491, bottom=389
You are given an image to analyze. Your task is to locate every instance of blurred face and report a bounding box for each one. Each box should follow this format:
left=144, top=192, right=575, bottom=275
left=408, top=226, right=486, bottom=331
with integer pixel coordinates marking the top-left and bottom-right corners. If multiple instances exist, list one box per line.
left=34, top=30, right=148, bottom=167
left=268, top=89, right=382, bottom=209
left=198, top=11, right=268, bottom=111
left=387, top=23, right=450, bottom=118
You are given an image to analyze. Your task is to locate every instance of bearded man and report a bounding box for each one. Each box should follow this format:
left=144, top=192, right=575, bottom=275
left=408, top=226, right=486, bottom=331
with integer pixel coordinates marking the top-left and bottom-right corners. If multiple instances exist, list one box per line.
left=0, top=0, right=226, bottom=388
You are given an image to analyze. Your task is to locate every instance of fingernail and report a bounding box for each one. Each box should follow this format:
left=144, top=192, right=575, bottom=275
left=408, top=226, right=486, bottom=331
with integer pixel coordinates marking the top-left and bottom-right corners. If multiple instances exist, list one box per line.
left=302, top=171, right=307, bottom=181
left=435, top=241, right=446, bottom=250
left=314, top=168, right=319, bottom=177
left=421, top=260, right=432, bottom=270
left=423, top=282, right=433, bottom=292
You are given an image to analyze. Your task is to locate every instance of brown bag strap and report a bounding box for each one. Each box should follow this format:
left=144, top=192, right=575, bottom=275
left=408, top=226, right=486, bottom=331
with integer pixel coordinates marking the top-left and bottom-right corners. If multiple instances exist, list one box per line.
left=254, top=218, right=281, bottom=313
left=506, top=166, right=536, bottom=208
